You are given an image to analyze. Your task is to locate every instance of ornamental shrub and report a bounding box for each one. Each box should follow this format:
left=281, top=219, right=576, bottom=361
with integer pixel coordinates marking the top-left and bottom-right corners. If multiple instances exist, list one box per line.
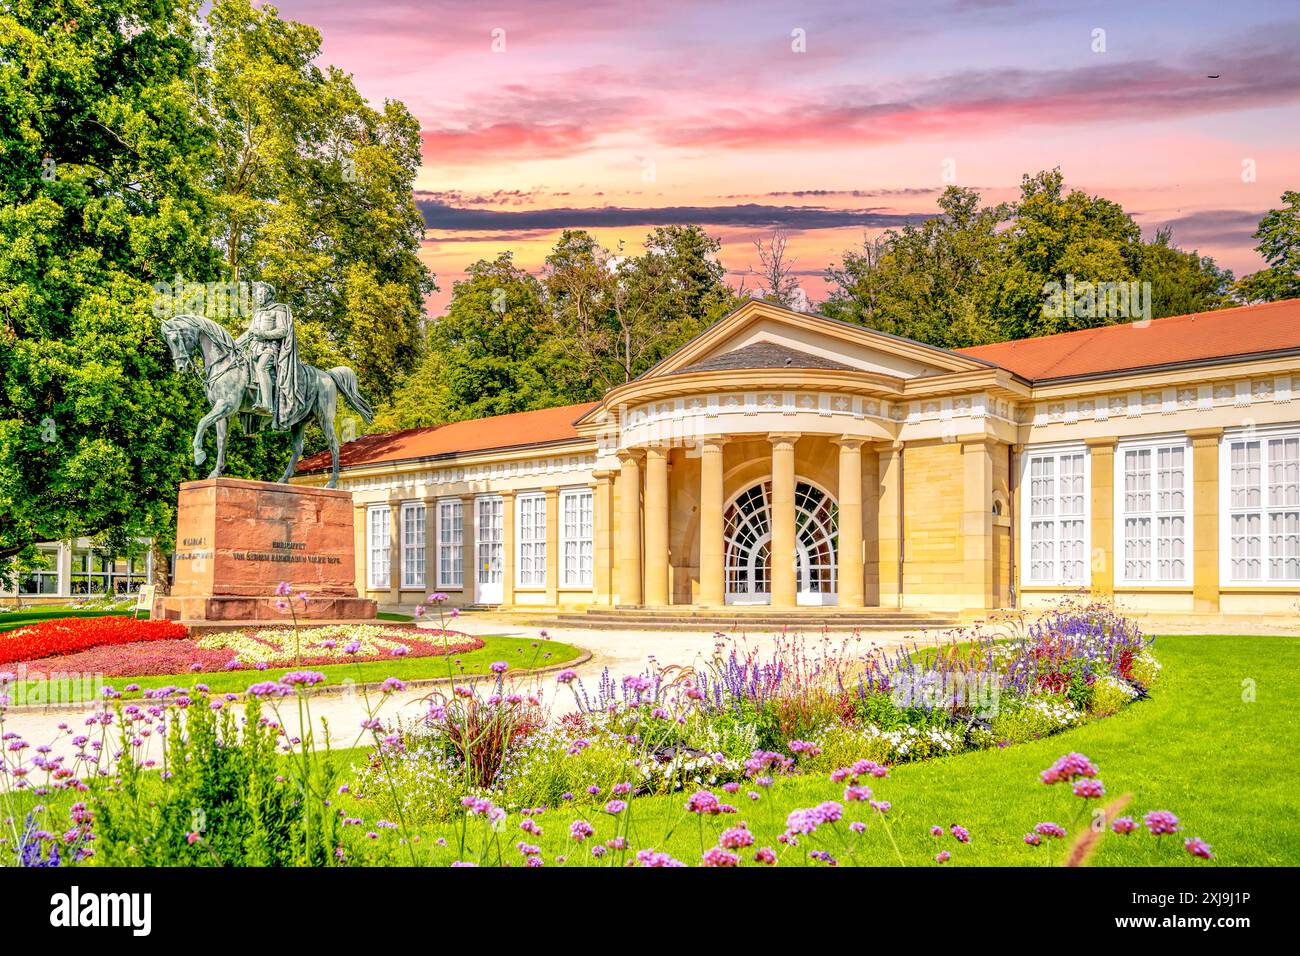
left=1088, top=675, right=1138, bottom=717
left=93, top=697, right=318, bottom=866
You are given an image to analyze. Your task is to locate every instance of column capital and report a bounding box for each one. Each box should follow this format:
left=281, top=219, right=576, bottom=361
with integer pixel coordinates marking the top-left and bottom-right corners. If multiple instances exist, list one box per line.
left=591, top=468, right=616, bottom=482
left=830, top=435, right=864, bottom=450
left=699, top=435, right=730, bottom=450
left=617, top=448, right=644, bottom=465
left=1187, top=426, right=1225, bottom=445
left=1084, top=436, right=1118, bottom=450
left=767, top=432, right=801, bottom=447
left=958, top=435, right=1000, bottom=454
left=872, top=438, right=905, bottom=454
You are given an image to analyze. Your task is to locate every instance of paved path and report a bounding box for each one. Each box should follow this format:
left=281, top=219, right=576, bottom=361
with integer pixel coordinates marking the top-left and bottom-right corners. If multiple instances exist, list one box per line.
left=1, top=615, right=926, bottom=769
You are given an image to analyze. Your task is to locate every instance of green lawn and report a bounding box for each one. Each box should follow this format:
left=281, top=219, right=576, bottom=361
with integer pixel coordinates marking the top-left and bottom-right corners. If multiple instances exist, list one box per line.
left=0, top=607, right=134, bottom=634
left=334, top=632, right=1298, bottom=867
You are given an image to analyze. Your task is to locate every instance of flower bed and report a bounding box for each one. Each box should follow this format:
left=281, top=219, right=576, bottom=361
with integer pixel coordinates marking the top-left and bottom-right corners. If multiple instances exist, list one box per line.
left=358, top=601, right=1159, bottom=824
left=13, top=625, right=484, bottom=678
left=0, top=616, right=188, bottom=667
left=196, top=624, right=482, bottom=669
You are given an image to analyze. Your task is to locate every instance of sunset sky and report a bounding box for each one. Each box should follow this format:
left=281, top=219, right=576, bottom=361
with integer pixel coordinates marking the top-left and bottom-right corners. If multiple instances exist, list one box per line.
left=272, top=0, right=1300, bottom=314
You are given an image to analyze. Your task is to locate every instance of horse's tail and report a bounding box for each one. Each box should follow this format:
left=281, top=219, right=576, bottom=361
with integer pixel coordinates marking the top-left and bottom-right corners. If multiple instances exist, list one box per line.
left=327, top=366, right=375, bottom=424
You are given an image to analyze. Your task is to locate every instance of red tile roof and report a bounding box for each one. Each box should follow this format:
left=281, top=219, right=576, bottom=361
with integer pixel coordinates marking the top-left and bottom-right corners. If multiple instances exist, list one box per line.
left=956, top=298, right=1300, bottom=381
left=296, top=401, right=598, bottom=474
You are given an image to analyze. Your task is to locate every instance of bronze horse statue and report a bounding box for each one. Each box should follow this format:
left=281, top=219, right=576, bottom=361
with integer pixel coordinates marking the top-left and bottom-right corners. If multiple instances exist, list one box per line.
left=161, top=313, right=373, bottom=488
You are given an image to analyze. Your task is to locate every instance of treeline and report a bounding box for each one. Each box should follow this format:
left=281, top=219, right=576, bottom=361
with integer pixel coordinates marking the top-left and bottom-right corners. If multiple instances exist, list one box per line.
left=377, top=175, right=1299, bottom=430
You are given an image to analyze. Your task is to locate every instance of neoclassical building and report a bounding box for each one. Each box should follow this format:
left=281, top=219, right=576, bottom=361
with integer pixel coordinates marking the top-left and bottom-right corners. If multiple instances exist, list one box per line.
left=293, top=297, right=1300, bottom=619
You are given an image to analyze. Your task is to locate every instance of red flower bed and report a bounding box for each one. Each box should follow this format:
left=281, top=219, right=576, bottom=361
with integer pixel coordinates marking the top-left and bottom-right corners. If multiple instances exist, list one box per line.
left=0, top=616, right=189, bottom=667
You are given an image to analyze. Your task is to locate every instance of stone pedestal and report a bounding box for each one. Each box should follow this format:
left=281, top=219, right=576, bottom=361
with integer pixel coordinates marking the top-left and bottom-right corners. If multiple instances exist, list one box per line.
left=154, top=478, right=377, bottom=623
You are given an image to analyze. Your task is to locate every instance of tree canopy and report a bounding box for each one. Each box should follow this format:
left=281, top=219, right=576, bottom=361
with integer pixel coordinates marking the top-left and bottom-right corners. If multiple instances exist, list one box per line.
left=0, top=0, right=432, bottom=578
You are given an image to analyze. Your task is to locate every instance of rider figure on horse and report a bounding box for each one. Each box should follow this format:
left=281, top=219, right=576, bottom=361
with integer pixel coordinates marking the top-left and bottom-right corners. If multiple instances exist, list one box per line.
left=235, top=281, right=300, bottom=430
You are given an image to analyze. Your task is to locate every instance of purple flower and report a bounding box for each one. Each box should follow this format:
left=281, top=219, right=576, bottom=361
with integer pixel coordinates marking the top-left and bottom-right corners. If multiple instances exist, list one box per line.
left=1143, top=810, right=1182, bottom=836
left=380, top=677, right=406, bottom=694
left=1184, top=836, right=1214, bottom=859
left=719, top=824, right=754, bottom=849
left=490, top=661, right=508, bottom=674
left=935, top=850, right=951, bottom=864
left=275, top=581, right=292, bottom=596
left=754, top=847, right=776, bottom=865
left=1033, top=822, right=1066, bottom=839
left=1040, top=752, right=1099, bottom=785
left=556, top=669, right=578, bottom=684
left=701, top=846, right=739, bottom=867
left=1111, top=816, right=1138, bottom=835
left=1072, top=778, right=1105, bottom=799
left=604, top=800, right=627, bottom=815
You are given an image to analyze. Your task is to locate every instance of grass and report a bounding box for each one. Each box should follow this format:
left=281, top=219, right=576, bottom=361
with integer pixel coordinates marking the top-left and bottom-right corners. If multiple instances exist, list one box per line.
left=333, top=632, right=1298, bottom=866
left=9, top=635, right=583, bottom=702
left=0, top=608, right=133, bottom=634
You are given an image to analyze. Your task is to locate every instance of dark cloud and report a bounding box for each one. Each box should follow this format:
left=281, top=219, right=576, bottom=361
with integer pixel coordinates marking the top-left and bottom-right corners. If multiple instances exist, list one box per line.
left=1145, top=208, right=1266, bottom=248
left=418, top=200, right=930, bottom=232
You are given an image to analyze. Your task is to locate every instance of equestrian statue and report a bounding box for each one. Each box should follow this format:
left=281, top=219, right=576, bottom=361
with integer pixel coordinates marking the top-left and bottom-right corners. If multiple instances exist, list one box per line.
left=160, top=282, right=374, bottom=488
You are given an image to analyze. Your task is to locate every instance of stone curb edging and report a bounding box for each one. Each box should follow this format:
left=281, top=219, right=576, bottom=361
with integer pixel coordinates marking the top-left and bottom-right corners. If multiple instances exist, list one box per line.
left=0, top=649, right=594, bottom=715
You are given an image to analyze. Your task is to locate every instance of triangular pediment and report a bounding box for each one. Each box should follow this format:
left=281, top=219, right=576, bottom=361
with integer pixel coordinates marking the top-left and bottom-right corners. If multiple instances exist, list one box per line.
left=643, top=299, right=993, bottom=381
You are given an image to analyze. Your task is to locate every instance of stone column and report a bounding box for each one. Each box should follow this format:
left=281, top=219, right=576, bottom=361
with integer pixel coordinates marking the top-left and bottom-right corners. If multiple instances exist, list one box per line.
left=57, top=540, right=73, bottom=599
left=388, top=498, right=402, bottom=605
left=643, top=446, right=670, bottom=606
left=500, top=490, right=516, bottom=607
left=1189, top=427, right=1223, bottom=614
left=353, top=503, right=368, bottom=593
left=834, top=437, right=865, bottom=607
left=422, top=496, right=439, bottom=594
left=1086, top=437, right=1117, bottom=601
left=877, top=441, right=904, bottom=608
left=617, top=452, right=643, bottom=606
left=699, top=437, right=727, bottom=606
left=591, top=470, right=615, bottom=604
left=769, top=433, right=799, bottom=607
left=545, top=487, right=560, bottom=605
left=960, top=438, right=996, bottom=610
left=460, top=493, right=477, bottom=605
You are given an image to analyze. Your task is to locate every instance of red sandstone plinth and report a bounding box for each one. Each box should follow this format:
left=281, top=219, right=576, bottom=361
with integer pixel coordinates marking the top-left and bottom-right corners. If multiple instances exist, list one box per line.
left=154, top=478, right=376, bottom=623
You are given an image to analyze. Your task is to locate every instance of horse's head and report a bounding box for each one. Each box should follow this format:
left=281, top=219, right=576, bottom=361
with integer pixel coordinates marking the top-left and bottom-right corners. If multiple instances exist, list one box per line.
left=160, top=316, right=197, bottom=373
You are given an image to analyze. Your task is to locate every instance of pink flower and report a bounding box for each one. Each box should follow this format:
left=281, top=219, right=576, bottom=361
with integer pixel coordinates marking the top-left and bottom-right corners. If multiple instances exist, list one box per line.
left=702, top=846, right=740, bottom=867
left=569, top=820, right=594, bottom=842
left=186, top=832, right=201, bottom=845
left=1034, top=822, right=1066, bottom=839
left=1184, top=836, right=1214, bottom=859
left=1040, top=752, right=1099, bottom=784
left=1110, top=816, right=1138, bottom=835
left=935, top=850, right=951, bottom=864
left=950, top=824, right=970, bottom=843
left=719, top=824, right=754, bottom=849
left=844, top=785, right=872, bottom=802
left=1143, top=810, right=1182, bottom=836
left=754, top=847, right=777, bottom=865
left=930, top=825, right=944, bottom=838
left=686, top=790, right=722, bottom=815
left=1072, top=778, right=1105, bottom=799
left=1023, top=832, right=1042, bottom=846
left=850, top=821, right=866, bottom=834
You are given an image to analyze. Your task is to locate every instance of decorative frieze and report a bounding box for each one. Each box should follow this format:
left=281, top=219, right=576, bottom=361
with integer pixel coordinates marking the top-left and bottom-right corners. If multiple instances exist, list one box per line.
left=1028, top=375, right=1300, bottom=427
left=341, top=453, right=598, bottom=494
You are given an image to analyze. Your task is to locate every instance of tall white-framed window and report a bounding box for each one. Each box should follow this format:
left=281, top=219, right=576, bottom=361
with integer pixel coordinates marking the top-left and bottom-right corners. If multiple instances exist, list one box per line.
left=561, top=488, right=594, bottom=587
left=1116, top=438, right=1190, bottom=585
left=1022, top=446, right=1089, bottom=587
left=401, top=501, right=426, bottom=589
left=1223, top=427, right=1300, bottom=583
left=516, top=493, right=547, bottom=588
left=436, top=498, right=463, bottom=589
left=367, top=504, right=391, bottom=590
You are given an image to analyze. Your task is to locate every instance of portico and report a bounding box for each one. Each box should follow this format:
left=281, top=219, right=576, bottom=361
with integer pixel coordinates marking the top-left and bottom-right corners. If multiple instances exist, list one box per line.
left=572, top=299, right=1019, bottom=611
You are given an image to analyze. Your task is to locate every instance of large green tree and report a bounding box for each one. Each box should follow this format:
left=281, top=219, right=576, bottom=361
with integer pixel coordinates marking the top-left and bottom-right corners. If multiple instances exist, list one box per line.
left=1237, top=191, right=1300, bottom=303
left=824, top=169, right=1239, bottom=349
left=0, top=0, right=214, bottom=573
left=202, top=0, right=434, bottom=406
left=0, top=0, right=433, bottom=586
left=422, top=253, right=557, bottom=422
